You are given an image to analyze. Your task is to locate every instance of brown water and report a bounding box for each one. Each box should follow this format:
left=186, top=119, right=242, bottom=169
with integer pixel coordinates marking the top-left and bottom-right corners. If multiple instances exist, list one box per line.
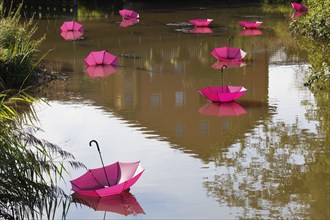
left=32, top=3, right=329, bottom=220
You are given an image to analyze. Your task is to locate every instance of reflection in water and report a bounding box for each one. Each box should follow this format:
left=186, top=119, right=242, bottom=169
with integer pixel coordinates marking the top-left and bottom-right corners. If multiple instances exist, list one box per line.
left=72, top=191, right=145, bottom=216
left=240, top=29, right=263, bottom=36
left=85, top=65, right=118, bottom=78
left=198, top=102, right=247, bottom=117
left=190, top=27, right=213, bottom=34
left=120, top=19, right=140, bottom=27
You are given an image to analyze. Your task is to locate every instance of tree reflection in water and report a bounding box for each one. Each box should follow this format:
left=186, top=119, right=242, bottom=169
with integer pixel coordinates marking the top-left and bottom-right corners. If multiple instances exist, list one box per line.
left=204, top=115, right=329, bottom=219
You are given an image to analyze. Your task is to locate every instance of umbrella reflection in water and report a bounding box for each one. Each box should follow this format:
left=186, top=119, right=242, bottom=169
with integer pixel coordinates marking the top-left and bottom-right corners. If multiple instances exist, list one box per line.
left=72, top=191, right=145, bottom=216
left=86, top=65, right=118, bottom=78
left=190, top=27, right=213, bottom=34
left=198, top=102, right=247, bottom=117
left=240, top=29, right=263, bottom=36
left=120, top=19, right=139, bottom=27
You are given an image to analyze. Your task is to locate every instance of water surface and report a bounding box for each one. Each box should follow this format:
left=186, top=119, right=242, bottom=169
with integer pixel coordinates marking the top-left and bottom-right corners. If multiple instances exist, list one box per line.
left=33, top=3, right=328, bottom=219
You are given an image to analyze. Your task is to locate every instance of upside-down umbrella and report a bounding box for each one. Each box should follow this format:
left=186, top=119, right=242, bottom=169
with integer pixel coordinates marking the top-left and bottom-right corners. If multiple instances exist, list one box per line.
left=238, top=21, right=263, bottom=29
left=85, top=50, right=119, bottom=66
left=120, top=19, right=139, bottom=27
left=212, top=61, right=246, bottom=69
left=211, top=46, right=247, bottom=62
left=60, top=30, right=84, bottom=41
left=119, top=9, right=139, bottom=19
left=198, top=65, right=247, bottom=103
left=291, top=2, right=308, bottom=12
left=198, top=102, right=247, bottom=117
left=199, top=85, right=247, bottom=103
left=70, top=140, right=144, bottom=197
left=190, top=27, right=213, bottom=34
left=240, top=29, right=263, bottom=36
left=189, top=18, right=213, bottom=27
left=86, top=65, right=118, bottom=78
left=60, top=21, right=84, bottom=32
left=72, top=191, right=145, bottom=216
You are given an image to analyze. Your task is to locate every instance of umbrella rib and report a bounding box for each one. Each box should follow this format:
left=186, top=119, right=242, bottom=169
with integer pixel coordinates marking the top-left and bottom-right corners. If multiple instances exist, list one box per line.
left=89, top=170, right=104, bottom=187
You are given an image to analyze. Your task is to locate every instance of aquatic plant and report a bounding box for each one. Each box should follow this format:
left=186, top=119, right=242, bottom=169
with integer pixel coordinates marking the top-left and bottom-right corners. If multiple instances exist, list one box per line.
left=0, top=89, right=85, bottom=219
left=0, top=2, right=47, bottom=89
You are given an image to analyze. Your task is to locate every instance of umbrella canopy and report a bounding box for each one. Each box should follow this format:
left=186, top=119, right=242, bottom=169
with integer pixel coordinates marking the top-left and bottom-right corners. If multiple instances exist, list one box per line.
left=198, top=86, right=247, bottom=103
left=211, top=46, right=247, bottom=62
left=60, top=21, right=84, bottom=32
left=70, top=161, right=144, bottom=197
left=86, top=65, right=118, bottom=78
left=119, top=9, right=139, bottom=19
left=72, top=191, right=145, bottom=216
left=291, top=11, right=307, bottom=19
left=60, top=30, right=83, bottom=41
left=198, top=102, right=247, bottom=117
left=190, top=27, right=213, bottom=34
left=212, top=61, right=246, bottom=69
left=85, top=50, right=119, bottom=66
left=238, top=21, right=263, bottom=29
left=189, top=18, right=213, bottom=27
left=291, top=2, right=308, bottom=12
left=120, top=19, right=139, bottom=27
left=240, top=29, right=263, bottom=36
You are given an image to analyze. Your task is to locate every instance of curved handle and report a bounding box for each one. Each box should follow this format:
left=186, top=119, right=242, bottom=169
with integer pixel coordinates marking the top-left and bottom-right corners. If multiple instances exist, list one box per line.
left=221, top=64, right=228, bottom=73
left=89, top=140, right=100, bottom=152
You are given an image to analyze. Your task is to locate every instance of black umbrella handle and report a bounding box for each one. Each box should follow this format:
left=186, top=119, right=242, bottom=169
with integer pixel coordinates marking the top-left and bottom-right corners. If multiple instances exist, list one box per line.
left=89, top=140, right=111, bottom=187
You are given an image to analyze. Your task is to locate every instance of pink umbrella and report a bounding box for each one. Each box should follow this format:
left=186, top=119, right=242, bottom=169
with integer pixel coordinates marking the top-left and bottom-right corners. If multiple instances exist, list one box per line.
left=86, top=65, right=118, bottom=78
left=212, top=61, right=246, bottom=69
left=60, top=30, right=83, bottom=41
left=291, top=11, right=307, bottom=19
left=85, top=50, right=119, bottom=66
left=240, top=29, right=263, bottom=36
left=72, top=191, right=145, bottom=216
left=120, top=19, right=139, bottom=27
left=70, top=140, right=144, bottom=197
left=189, top=18, right=213, bottom=27
left=60, top=21, right=84, bottom=32
left=198, top=85, right=247, bottom=103
left=119, top=9, right=139, bottom=19
left=238, top=21, right=263, bottom=29
left=198, top=102, right=247, bottom=117
left=291, top=2, right=308, bottom=12
left=190, top=27, right=213, bottom=34
left=211, top=46, right=247, bottom=62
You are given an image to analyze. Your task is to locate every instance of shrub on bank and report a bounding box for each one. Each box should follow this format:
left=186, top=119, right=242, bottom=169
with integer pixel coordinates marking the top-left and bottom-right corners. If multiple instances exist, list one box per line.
left=0, top=3, right=45, bottom=89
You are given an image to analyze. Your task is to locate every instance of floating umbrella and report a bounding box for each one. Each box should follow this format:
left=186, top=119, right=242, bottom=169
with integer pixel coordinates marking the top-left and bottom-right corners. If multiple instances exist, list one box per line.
left=198, top=102, right=247, bottom=117
left=190, top=27, right=213, bottom=34
left=240, top=29, right=263, bottom=36
left=189, top=18, right=213, bottom=27
left=70, top=140, right=144, bottom=197
left=238, top=21, right=263, bottom=29
left=199, top=85, right=247, bottom=103
left=60, top=21, right=84, bottom=32
left=60, top=30, right=83, bottom=41
left=119, top=9, right=139, bottom=19
left=211, top=46, right=247, bottom=62
left=120, top=19, right=139, bottom=27
left=212, top=61, right=246, bottom=69
left=86, top=65, right=118, bottom=78
left=84, top=50, right=119, bottom=66
left=291, top=2, right=308, bottom=12
left=72, top=191, right=145, bottom=216
left=199, top=65, right=247, bottom=103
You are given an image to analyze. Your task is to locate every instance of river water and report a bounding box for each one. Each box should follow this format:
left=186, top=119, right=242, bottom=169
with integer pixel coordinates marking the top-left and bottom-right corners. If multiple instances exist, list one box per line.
left=32, top=2, right=329, bottom=219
